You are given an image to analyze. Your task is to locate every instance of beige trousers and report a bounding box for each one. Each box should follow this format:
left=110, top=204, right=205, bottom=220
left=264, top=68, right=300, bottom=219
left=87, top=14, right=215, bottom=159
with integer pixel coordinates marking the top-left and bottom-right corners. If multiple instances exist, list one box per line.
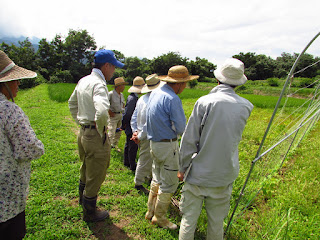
left=107, top=113, right=122, bottom=147
left=179, top=182, right=233, bottom=240
left=78, top=127, right=111, bottom=198
left=134, top=139, right=152, bottom=185
left=150, top=140, right=179, bottom=194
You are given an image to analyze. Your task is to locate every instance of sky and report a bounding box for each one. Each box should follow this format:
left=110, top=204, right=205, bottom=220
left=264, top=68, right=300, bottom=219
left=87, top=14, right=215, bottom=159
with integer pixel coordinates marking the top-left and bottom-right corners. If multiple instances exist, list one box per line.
left=1, top=0, right=319, bottom=66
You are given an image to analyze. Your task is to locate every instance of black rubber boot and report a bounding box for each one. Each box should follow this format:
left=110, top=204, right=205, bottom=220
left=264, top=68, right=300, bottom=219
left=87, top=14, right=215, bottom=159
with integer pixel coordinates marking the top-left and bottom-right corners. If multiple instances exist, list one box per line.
left=82, top=196, right=109, bottom=222
left=79, top=181, right=85, bottom=205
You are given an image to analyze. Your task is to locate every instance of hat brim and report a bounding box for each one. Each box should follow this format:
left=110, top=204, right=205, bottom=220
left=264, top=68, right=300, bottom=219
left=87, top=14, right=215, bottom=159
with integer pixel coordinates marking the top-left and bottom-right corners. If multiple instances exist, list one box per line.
left=128, top=85, right=144, bottom=93
left=141, top=81, right=166, bottom=93
left=0, top=65, right=37, bottom=82
left=158, top=75, right=199, bottom=83
left=214, top=69, right=247, bottom=86
left=115, top=82, right=128, bottom=86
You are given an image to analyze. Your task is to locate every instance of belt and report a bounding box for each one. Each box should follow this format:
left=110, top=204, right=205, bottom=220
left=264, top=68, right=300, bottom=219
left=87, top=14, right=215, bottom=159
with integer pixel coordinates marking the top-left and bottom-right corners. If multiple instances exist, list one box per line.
left=113, top=112, right=121, bottom=114
left=81, top=125, right=96, bottom=129
left=160, top=138, right=177, bottom=142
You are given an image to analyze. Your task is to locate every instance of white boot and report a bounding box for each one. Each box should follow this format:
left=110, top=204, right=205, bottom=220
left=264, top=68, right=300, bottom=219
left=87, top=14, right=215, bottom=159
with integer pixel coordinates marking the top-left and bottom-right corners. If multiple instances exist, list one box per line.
left=151, top=192, right=177, bottom=230
left=145, top=182, right=159, bottom=220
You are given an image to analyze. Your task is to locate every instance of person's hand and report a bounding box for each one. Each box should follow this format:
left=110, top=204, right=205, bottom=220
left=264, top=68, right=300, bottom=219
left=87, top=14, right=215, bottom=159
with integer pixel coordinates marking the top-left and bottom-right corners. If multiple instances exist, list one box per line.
left=177, top=171, right=184, bottom=182
left=109, top=110, right=115, bottom=118
left=130, top=132, right=140, bottom=144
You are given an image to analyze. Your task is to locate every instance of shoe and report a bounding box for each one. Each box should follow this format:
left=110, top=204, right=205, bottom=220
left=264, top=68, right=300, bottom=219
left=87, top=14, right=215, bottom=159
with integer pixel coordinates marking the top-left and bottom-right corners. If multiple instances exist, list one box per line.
left=151, top=193, right=177, bottom=230
left=82, top=196, right=109, bottom=222
left=135, top=185, right=149, bottom=195
left=145, top=182, right=159, bottom=220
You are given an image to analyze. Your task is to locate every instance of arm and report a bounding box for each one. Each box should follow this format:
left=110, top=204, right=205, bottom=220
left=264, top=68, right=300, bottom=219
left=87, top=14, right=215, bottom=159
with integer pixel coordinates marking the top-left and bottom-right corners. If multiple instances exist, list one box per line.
left=68, top=87, right=79, bottom=125
left=93, top=83, right=110, bottom=137
left=179, top=101, right=203, bottom=175
left=170, top=97, right=186, bottom=136
left=7, top=106, right=44, bottom=161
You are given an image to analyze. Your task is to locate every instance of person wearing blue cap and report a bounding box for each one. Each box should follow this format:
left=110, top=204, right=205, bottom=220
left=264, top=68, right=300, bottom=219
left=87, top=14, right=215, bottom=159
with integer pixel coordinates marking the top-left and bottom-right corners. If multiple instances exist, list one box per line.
left=68, top=49, right=124, bottom=222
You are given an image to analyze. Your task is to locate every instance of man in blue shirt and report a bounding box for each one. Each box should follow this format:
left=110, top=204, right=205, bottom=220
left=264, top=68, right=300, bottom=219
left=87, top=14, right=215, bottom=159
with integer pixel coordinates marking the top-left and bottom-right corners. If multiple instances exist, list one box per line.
left=145, top=65, right=198, bottom=230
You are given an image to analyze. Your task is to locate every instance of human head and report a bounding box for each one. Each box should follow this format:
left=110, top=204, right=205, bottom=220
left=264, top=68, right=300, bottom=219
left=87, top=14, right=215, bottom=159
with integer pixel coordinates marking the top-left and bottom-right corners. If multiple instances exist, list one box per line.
left=94, top=49, right=124, bottom=81
left=141, top=74, right=165, bottom=93
left=114, top=77, right=127, bottom=92
left=0, top=50, right=37, bottom=101
left=158, top=65, right=199, bottom=94
left=128, top=76, right=145, bottom=94
left=214, top=58, right=247, bottom=86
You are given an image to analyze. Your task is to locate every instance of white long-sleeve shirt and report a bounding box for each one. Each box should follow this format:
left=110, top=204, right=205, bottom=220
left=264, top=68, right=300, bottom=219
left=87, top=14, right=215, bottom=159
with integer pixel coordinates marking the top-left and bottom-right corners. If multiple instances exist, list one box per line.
left=179, top=84, right=253, bottom=187
left=131, top=92, right=150, bottom=141
left=68, top=69, right=110, bottom=137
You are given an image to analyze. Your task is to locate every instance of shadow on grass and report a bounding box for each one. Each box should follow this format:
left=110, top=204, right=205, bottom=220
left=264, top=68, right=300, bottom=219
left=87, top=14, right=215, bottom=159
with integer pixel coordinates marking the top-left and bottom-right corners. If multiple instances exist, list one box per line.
left=86, top=218, right=133, bottom=240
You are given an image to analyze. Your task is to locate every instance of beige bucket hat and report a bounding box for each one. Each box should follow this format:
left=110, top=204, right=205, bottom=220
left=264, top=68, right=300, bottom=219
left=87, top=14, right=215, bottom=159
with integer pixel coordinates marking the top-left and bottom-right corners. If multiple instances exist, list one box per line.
left=128, top=76, right=145, bottom=93
left=114, top=77, right=128, bottom=86
left=158, top=65, right=199, bottom=83
left=214, top=58, right=247, bottom=86
left=0, top=50, right=37, bottom=82
left=141, top=74, right=165, bottom=93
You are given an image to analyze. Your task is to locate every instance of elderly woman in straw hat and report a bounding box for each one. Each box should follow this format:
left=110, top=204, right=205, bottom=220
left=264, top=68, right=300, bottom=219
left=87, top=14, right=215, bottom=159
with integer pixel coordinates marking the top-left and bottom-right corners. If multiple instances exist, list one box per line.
left=0, top=50, right=45, bottom=239
left=145, top=65, right=198, bottom=230
left=121, top=76, right=145, bottom=171
left=107, top=77, right=127, bottom=152
left=130, top=74, right=165, bottom=195
left=178, top=58, right=253, bottom=240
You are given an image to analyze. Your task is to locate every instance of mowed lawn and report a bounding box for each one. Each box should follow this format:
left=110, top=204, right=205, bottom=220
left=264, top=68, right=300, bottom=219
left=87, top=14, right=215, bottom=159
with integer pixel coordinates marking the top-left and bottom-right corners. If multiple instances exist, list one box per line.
left=13, top=83, right=319, bottom=240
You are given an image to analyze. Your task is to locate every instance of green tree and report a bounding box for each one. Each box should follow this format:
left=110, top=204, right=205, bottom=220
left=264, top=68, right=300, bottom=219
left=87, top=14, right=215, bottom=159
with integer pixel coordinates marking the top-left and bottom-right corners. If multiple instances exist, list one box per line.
left=233, top=52, right=276, bottom=80
left=150, top=52, right=188, bottom=75
left=187, top=57, right=216, bottom=81
left=124, top=57, right=150, bottom=83
left=63, top=29, right=97, bottom=82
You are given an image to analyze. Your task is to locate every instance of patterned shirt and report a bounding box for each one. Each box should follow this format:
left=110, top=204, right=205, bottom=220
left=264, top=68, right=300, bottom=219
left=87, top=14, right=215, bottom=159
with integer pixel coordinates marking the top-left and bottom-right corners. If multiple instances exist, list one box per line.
left=0, top=93, right=45, bottom=222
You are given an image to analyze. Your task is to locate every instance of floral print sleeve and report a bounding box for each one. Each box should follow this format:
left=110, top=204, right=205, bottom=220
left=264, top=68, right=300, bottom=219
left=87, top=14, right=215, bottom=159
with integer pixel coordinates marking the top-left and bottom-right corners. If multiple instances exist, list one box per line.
left=0, top=93, right=44, bottom=223
left=6, top=104, right=45, bottom=161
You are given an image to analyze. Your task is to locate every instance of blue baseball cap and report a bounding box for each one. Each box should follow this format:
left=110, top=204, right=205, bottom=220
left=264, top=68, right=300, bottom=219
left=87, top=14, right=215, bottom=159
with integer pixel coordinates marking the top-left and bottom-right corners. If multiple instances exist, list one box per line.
left=94, top=49, right=124, bottom=68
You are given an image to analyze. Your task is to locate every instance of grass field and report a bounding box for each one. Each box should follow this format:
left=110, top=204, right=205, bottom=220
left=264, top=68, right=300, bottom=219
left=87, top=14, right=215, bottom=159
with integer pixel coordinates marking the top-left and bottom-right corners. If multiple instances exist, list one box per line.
left=14, top=83, right=319, bottom=239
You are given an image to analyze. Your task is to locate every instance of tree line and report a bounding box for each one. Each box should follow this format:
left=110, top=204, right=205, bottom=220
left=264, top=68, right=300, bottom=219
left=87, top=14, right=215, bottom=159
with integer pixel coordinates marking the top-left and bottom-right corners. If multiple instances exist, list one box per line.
left=1, top=29, right=319, bottom=89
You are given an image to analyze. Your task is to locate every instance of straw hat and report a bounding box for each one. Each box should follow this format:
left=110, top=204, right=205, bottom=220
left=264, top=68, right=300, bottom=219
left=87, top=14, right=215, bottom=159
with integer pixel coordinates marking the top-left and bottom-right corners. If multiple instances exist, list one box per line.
left=158, top=65, right=199, bottom=83
left=0, top=50, right=37, bottom=82
left=214, top=58, right=247, bottom=86
left=128, top=76, right=145, bottom=93
left=141, top=74, right=165, bottom=93
left=114, top=77, right=128, bottom=87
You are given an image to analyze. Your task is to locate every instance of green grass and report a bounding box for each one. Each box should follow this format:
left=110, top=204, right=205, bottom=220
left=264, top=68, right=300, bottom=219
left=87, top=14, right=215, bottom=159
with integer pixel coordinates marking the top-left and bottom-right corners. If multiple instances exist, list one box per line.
left=13, top=83, right=320, bottom=239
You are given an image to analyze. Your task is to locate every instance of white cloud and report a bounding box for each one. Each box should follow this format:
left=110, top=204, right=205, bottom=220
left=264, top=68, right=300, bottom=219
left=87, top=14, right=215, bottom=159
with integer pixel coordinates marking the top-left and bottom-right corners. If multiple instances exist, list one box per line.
left=1, top=0, right=319, bottom=65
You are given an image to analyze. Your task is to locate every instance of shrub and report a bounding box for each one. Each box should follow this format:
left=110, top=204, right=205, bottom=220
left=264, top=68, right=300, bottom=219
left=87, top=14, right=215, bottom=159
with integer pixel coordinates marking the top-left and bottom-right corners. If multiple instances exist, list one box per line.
left=296, top=77, right=314, bottom=88
left=267, top=78, right=279, bottom=87
left=188, top=79, right=198, bottom=88
left=49, top=70, right=74, bottom=84
left=19, top=73, right=46, bottom=89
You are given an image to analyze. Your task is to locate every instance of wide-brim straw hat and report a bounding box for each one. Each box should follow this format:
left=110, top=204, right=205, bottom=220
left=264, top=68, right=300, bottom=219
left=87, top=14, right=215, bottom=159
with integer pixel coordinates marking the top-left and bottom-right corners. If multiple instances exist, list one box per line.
left=214, top=58, right=247, bottom=86
left=141, top=74, right=166, bottom=93
left=114, top=77, right=128, bottom=86
left=158, top=65, right=199, bottom=83
left=0, top=50, right=37, bottom=82
left=128, top=76, right=145, bottom=93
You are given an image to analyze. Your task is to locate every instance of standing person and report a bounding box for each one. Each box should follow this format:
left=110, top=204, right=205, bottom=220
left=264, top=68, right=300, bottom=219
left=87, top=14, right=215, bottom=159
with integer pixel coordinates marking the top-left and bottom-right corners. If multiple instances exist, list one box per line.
left=121, top=76, right=145, bottom=172
left=146, top=65, right=199, bottom=230
left=178, top=58, right=254, bottom=240
left=0, top=50, right=45, bottom=239
left=131, top=74, right=165, bottom=195
left=108, top=77, right=127, bottom=152
left=68, top=49, right=124, bottom=222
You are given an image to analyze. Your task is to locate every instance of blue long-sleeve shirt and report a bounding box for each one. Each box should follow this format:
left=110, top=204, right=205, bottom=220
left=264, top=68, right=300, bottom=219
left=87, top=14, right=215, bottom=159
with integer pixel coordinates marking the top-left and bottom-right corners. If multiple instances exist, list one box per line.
left=146, top=84, right=186, bottom=142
